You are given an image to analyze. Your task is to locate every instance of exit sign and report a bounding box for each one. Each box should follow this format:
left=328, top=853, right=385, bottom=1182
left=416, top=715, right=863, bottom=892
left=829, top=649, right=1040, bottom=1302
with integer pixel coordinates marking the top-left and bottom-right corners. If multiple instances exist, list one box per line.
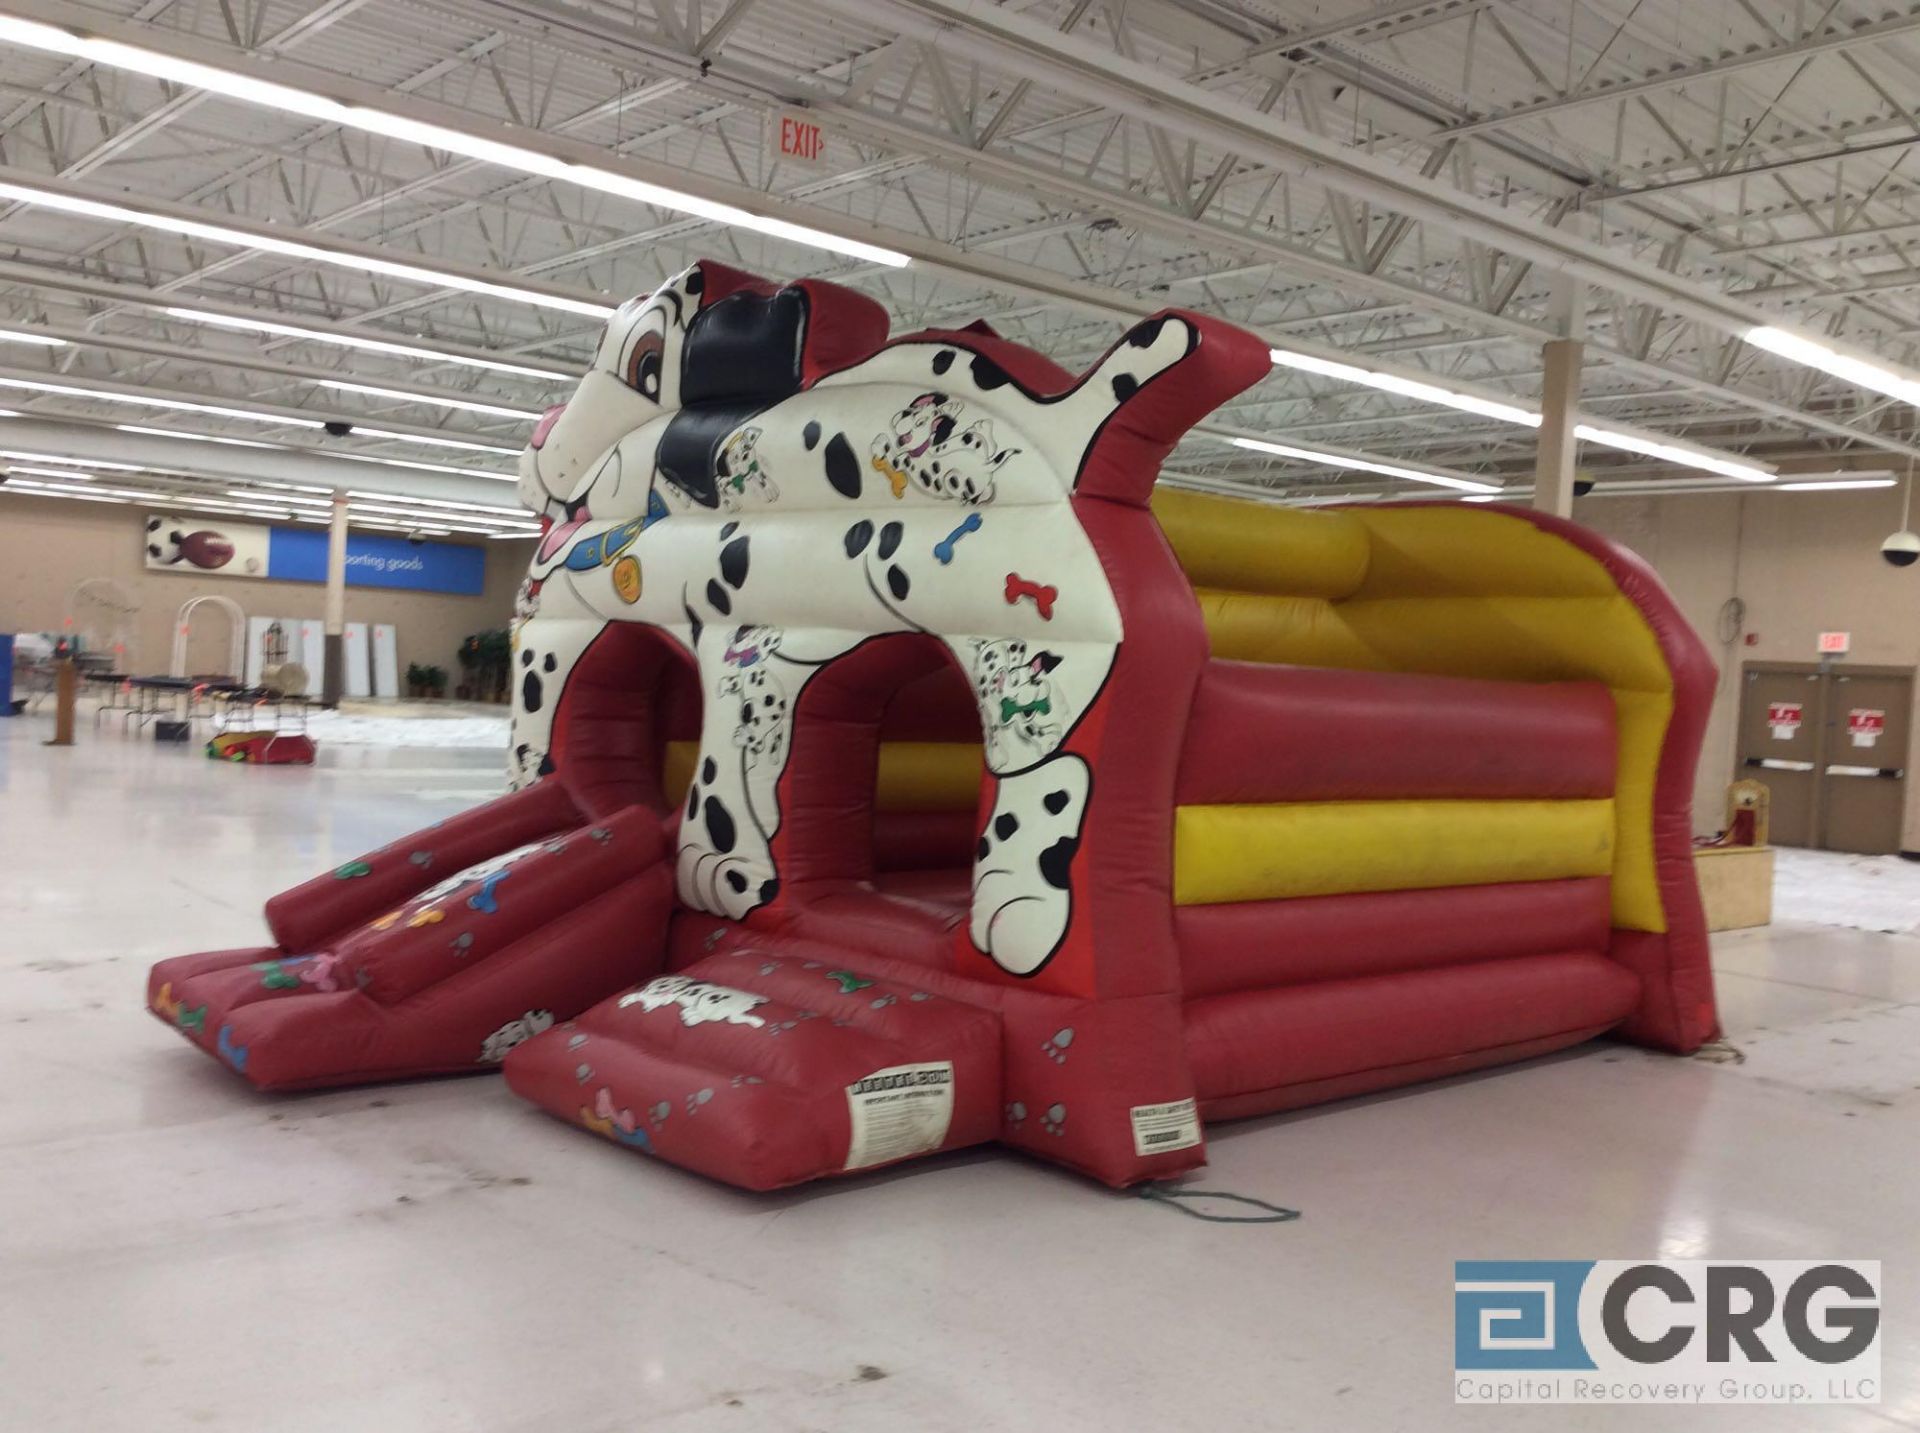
left=772, top=111, right=827, bottom=166
left=1818, top=631, right=1851, bottom=655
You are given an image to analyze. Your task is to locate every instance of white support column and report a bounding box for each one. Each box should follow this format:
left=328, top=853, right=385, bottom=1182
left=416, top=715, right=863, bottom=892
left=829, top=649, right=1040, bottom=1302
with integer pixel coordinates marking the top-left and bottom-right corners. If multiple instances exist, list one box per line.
left=321, top=492, right=348, bottom=706
left=1533, top=277, right=1586, bottom=518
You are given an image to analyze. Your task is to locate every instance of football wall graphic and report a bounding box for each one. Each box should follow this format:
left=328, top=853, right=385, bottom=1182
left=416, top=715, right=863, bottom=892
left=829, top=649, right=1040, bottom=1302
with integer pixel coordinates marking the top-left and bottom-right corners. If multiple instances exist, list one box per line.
left=144, top=513, right=269, bottom=576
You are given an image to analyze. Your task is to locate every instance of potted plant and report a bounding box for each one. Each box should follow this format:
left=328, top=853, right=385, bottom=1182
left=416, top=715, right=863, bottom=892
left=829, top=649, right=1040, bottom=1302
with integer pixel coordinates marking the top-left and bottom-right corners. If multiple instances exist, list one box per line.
left=477, top=628, right=513, bottom=703
left=406, top=661, right=428, bottom=699
left=425, top=665, right=448, bottom=699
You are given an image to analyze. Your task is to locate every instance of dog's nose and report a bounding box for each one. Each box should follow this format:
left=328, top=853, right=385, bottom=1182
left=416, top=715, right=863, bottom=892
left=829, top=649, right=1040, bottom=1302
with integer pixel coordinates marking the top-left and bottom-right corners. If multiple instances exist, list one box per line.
left=529, top=403, right=567, bottom=450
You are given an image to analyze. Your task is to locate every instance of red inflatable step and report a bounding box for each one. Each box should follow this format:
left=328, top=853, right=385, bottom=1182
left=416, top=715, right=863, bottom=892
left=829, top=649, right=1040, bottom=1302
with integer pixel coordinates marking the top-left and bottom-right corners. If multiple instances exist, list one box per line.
left=504, top=948, right=1003, bottom=1190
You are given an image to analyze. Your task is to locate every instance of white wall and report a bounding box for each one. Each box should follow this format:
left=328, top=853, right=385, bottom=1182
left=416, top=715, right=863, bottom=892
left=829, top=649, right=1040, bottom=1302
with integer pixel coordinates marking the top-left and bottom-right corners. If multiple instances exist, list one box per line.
left=1578, top=485, right=1920, bottom=848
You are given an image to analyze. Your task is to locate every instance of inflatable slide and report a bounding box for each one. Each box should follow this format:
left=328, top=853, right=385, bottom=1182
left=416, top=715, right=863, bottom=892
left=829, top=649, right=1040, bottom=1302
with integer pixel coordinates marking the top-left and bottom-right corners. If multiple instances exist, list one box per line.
left=149, top=259, right=1718, bottom=1190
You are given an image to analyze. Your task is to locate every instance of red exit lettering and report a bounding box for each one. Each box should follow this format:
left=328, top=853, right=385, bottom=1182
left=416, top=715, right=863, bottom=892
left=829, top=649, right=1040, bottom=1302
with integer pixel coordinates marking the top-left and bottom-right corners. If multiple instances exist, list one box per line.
left=779, top=115, right=823, bottom=162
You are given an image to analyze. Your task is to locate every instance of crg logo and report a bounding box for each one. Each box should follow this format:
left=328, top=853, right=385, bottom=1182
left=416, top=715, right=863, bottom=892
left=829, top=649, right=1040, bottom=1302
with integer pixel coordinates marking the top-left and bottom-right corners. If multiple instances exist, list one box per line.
left=1455, top=1260, right=1880, bottom=1405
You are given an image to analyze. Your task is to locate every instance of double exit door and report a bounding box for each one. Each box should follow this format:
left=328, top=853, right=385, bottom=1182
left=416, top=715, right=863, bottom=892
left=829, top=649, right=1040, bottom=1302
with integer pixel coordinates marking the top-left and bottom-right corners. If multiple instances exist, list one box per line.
left=1737, top=663, right=1913, bottom=854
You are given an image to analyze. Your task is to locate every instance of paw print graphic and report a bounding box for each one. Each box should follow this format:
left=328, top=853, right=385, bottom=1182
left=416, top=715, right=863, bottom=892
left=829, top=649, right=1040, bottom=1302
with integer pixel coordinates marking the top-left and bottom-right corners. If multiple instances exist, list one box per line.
left=729, top=1073, right=766, bottom=1088
left=450, top=931, right=475, bottom=955
left=686, top=1087, right=715, bottom=1115
left=1005, top=1101, right=1028, bottom=1129
left=567, top=1032, right=588, bottom=1050
left=574, top=1063, right=593, bottom=1084
left=1041, top=1028, right=1074, bottom=1065
left=1041, top=1103, right=1067, bottom=1137
left=869, top=994, right=898, bottom=1010
left=408, top=850, right=434, bottom=869
left=651, top=1101, right=672, bottom=1127
left=764, top=1017, right=801, bottom=1036
left=908, top=991, right=931, bottom=1003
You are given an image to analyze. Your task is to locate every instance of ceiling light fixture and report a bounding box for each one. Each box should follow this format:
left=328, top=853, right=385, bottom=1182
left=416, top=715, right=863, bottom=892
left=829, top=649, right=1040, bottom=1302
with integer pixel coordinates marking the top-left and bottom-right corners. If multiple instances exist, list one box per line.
left=0, top=483, right=128, bottom=504
left=1745, top=327, right=1920, bottom=408
left=1269, top=348, right=1539, bottom=426
left=348, top=425, right=522, bottom=455
left=115, top=423, right=281, bottom=449
left=1269, top=345, right=1775, bottom=482
left=0, top=16, right=911, bottom=270
left=344, top=489, right=527, bottom=517
left=1773, top=478, right=1899, bottom=491
left=0, top=447, right=144, bottom=471
left=1572, top=424, right=1773, bottom=483
left=1229, top=435, right=1502, bottom=493
left=0, top=178, right=615, bottom=318
left=318, top=378, right=541, bottom=421
left=0, top=374, right=323, bottom=427
left=0, top=327, right=65, bottom=347
left=163, top=307, right=573, bottom=381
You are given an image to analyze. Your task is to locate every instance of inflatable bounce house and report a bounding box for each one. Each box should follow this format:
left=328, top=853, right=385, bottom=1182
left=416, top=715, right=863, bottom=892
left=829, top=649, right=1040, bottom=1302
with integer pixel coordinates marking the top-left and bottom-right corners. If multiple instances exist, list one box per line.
left=149, top=260, right=1718, bottom=1191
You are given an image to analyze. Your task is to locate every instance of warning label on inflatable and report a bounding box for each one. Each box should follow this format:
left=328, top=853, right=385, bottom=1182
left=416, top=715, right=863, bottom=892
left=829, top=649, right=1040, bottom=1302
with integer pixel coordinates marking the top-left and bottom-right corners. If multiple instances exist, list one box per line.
left=844, top=1061, right=955, bottom=1170
left=1130, top=1097, right=1202, bottom=1156
left=1767, top=702, right=1803, bottom=740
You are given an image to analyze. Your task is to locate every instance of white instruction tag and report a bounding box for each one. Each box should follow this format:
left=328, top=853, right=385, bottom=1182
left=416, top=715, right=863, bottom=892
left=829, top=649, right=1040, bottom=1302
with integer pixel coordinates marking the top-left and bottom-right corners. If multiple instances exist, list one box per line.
left=1130, top=1097, right=1202, bottom=1156
left=844, top=1061, right=955, bottom=1170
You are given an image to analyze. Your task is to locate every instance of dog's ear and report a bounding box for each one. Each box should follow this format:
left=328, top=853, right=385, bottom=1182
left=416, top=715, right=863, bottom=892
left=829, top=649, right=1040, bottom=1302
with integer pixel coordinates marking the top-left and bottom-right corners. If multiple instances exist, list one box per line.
left=1035, top=651, right=1064, bottom=674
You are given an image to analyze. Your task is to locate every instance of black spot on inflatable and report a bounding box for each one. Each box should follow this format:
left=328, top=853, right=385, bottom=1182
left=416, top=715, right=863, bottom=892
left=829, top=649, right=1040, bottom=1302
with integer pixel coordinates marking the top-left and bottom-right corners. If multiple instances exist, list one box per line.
left=1038, top=835, right=1079, bottom=889
left=537, top=754, right=556, bottom=777
left=977, top=835, right=991, bottom=860
left=878, top=522, right=903, bottom=559
left=824, top=432, right=862, bottom=499
left=802, top=420, right=821, bottom=451
left=720, top=520, right=738, bottom=540
left=520, top=650, right=533, bottom=666
left=844, top=520, right=874, bottom=557
left=701, top=756, right=717, bottom=784
left=725, top=870, right=748, bottom=894
left=1126, top=316, right=1166, bottom=348
left=1111, top=373, right=1138, bottom=403
left=685, top=268, right=704, bottom=295
left=704, top=796, right=737, bottom=853
left=932, top=349, right=955, bottom=375
left=705, top=579, right=732, bottom=616
left=719, top=535, right=750, bottom=588
left=520, top=671, right=544, bottom=713
left=994, top=812, right=1019, bottom=841
left=758, top=877, right=780, bottom=905
left=1043, top=789, right=1070, bottom=815
left=970, top=352, right=1011, bottom=391
left=886, top=565, right=911, bottom=600
left=542, top=653, right=556, bottom=673
left=683, top=601, right=704, bottom=647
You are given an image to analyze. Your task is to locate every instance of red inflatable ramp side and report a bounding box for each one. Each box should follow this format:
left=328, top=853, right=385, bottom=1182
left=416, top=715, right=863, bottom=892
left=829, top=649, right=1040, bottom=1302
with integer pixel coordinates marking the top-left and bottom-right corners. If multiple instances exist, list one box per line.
left=504, top=948, right=1003, bottom=1190
left=263, top=779, right=583, bottom=954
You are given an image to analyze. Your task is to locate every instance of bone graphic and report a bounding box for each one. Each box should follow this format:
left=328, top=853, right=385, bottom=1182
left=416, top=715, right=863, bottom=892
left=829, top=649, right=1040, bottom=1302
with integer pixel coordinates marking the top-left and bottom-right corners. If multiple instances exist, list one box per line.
left=1003, top=572, right=1058, bottom=620
left=933, top=513, right=983, bottom=564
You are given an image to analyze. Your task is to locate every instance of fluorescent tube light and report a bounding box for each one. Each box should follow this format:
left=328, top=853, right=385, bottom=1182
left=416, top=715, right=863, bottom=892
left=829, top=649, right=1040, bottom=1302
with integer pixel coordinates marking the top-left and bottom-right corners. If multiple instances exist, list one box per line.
left=0, top=328, right=65, bottom=347
left=0, top=375, right=323, bottom=427
left=1270, top=348, right=1539, bottom=426
left=1572, top=423, right=1774, bottom=483
left=1229, top=435, right=1502, bottom=493
left=116, top=424, right=281, bottom=449
left=0, top=16, right=910, bottom=270
left=1745, top=327, right=1920, bottom=407
left=1773, top=478, right=1898, bottom=491
left=318, top=378, right=540, bottom=420
left=0, top=178, right=615, bottom=318
left=163, top=307, right=573, bottom=380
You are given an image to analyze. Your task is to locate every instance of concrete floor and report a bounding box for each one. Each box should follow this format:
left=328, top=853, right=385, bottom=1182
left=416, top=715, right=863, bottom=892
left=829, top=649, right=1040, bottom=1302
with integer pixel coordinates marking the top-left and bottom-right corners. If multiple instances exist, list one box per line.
left=2, top=711, right=1916, bottom=1433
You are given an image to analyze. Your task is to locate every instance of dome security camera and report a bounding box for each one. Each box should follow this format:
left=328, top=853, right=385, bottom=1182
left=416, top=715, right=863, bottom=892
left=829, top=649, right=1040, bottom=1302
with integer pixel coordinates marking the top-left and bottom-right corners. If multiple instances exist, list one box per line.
left=323, top=419, right=354, bottom=438
left=1881, top=529, right=1920, bottom=568
left=406, top=529, right=427, bottom=546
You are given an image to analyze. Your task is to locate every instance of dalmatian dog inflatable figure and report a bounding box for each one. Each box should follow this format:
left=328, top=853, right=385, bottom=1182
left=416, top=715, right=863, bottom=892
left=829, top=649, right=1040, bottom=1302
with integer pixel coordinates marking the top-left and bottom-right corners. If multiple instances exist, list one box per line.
left=509, top=259, right=1241, bottom=980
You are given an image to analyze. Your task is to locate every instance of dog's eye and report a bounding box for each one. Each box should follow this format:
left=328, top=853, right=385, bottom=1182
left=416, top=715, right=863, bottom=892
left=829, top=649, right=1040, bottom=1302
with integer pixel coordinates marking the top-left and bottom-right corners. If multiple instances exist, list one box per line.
left=627, top=329, right=665, bottom=400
